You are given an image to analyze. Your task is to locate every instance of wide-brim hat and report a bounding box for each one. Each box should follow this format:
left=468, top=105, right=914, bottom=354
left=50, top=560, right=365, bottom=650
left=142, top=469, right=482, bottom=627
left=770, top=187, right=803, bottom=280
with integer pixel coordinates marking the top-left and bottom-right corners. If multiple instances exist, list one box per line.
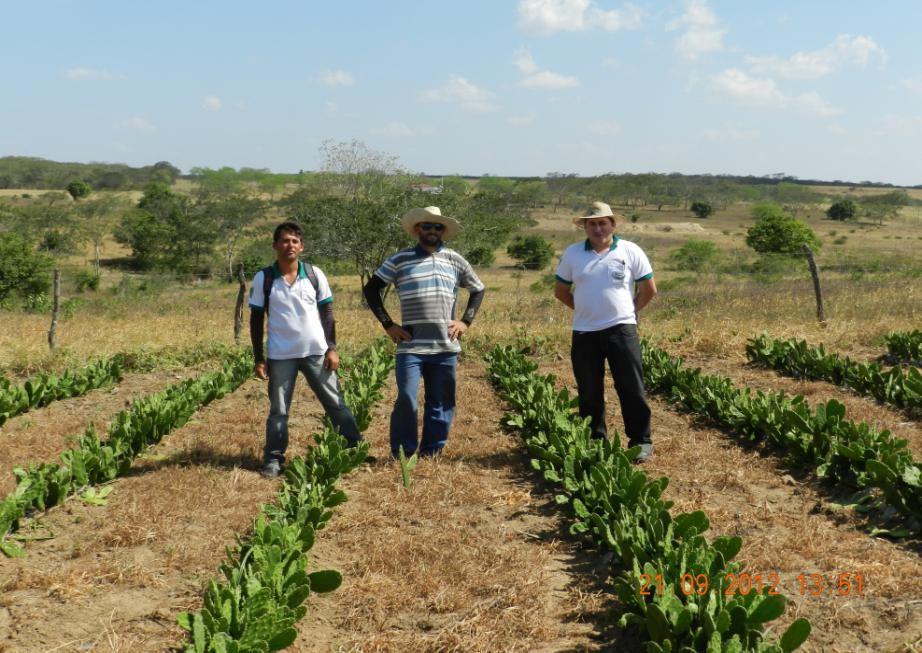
left=401, top=206, right=461, bottom=239
left=572, top=201, right=618, bottom=226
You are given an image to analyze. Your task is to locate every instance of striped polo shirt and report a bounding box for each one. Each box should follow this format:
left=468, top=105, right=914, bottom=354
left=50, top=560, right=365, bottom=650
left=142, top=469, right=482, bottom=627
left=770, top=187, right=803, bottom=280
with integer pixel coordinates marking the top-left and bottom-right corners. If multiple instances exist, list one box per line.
left=375, top=244, right=485, bottom=355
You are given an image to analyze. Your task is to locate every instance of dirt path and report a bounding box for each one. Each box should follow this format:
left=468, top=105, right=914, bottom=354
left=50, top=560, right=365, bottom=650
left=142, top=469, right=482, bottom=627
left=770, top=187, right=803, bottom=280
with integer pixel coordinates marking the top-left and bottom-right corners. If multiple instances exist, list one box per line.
left=0, top=369, right=204, bottom=495
left=678, top=353, right=922, bottom=459
left=0, top=375, right=331, bottom=652
left=541, top=359, right=922, bottom=653
left=294, top=360, right=624, bottom=652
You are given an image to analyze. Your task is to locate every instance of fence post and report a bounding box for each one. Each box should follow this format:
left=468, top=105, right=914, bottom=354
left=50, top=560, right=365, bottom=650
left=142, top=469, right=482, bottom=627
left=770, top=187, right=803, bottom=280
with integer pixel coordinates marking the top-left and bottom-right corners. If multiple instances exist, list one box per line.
left=801, top=244, right=826, bottom=325
left=48, top=269, right=61, bottom=350
left=234, top=264, right=246, bottom=345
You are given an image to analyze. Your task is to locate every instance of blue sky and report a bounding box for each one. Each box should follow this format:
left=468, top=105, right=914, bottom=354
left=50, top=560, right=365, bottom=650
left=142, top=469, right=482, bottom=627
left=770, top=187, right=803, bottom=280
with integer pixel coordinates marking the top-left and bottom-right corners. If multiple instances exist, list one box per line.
left=2, top=1, right=921, bottom=185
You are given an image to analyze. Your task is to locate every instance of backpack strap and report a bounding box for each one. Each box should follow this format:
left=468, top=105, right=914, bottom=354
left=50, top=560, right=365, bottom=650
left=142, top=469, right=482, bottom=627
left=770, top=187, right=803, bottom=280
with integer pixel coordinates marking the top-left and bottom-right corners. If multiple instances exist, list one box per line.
left=262, top=262, right=321, bottom=318
left=261, top=265, right=274, bottom=317
left=303, top=261, right=320, bottom=297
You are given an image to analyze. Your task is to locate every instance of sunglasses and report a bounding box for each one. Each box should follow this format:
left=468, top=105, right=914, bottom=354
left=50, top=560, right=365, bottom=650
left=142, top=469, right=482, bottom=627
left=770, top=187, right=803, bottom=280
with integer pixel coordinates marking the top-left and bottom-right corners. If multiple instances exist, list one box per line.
left=419, top=222, right=445, bottom=232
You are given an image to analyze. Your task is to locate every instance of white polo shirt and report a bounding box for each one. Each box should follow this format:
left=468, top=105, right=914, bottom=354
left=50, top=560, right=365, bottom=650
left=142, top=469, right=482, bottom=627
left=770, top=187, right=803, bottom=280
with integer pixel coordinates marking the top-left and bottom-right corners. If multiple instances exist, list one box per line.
left=555, top=237, right=653, bottom=332
left=248, top=262, right=333, bottom=359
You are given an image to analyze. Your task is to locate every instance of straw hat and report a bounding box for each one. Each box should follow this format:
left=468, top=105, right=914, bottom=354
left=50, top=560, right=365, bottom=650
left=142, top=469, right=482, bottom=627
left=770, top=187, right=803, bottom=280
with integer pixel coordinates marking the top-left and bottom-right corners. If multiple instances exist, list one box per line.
left=572, top=201, right=618, bottom=226
left=401, top=206, right=461, bottom=239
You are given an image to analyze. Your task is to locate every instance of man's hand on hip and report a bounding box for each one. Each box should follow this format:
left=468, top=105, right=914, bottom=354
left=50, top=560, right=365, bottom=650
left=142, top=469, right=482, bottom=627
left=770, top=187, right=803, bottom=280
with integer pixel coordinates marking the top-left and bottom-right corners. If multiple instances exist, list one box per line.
left=385, top=324, right=413, bottom=343
left=448, top=320, right=468, bottom=341
left=254, top=361, right=269, bottom=381
left=323, top=349, right=340, bottom=371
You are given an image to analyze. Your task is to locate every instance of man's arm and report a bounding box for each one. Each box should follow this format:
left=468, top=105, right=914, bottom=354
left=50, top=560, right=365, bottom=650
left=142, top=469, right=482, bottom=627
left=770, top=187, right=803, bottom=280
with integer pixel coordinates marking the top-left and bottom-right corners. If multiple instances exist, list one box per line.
left=448, top=287, right=485, bottom=341
left=633, top=278, right=657, bottom=313
left=317, top=302, right=340, bottom=371
left=554, top=281, right=575, bottom=310
left=249, top=308, right=268, bottom=380
left=362, top=274, right=411, bottom=342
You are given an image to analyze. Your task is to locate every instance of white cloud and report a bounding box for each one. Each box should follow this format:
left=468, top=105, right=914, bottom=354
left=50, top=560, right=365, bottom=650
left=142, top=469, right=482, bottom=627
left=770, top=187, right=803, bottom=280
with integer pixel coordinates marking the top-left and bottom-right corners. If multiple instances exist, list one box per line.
left=712, top=69, right=785, bottom=106
left=586, top=120, right=621, bottom=135
left=826, top=124, right=846, bottom=135
left=520, top=70, right=581, bottom=89
left=419, top=76, right=497, bottom=112
left=899, top=78, right=922, bottom=94
left=515, top=48, right=581, bottom=89
left=711, top=69, right=843, bottom=117
left=666, top=0, right=726, bottom=60
left=319, top=70, right=356, bottom=87
left=795, top=91, right=843, bottom=117
left=64, top=67, right=122, bottom=81
left=114, top=117, right=155, bottom=133
left=507, top=113, right=536, bottom=126
left=202, top=95, right=222, bottom=111
left=601, top=57, right=620, bottom=70
left=370, top=121, right=414, bottom=137
left=746, top=34, right=886, bottom=79
left=701, top=126, right=760, bottom=142
left=877, top=114, right=922, bottom=135
left=517, top=0, right=643, bottom=36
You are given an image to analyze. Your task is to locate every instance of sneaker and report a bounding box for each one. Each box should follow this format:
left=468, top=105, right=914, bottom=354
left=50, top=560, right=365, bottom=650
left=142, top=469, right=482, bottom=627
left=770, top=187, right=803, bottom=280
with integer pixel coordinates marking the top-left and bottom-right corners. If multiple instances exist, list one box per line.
left=633, top=443, right=653, bottom=464
left=260, top=461, right=282, bottom=479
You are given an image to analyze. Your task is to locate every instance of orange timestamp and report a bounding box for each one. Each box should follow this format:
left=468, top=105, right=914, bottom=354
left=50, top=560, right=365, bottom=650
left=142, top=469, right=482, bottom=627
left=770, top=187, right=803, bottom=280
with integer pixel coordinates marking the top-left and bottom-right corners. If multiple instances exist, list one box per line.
left=639, top=571, right=865, bottom=597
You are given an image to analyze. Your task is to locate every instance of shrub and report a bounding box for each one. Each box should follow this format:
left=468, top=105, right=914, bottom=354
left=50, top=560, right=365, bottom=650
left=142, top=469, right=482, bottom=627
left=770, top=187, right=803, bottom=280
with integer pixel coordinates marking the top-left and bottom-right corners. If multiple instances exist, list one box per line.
left=507, top=235, right=554, bottom=270
left=66, top=180, right=91, bottom=200
left=0, top=232, right=52, bottom=304
left=465, top=246, right=496, bottom=267
left=668, top=238, right=720, bottom=271
left=827, top=198, right=857, bottom=221
left=746, top=208, right=821, bottom=255
left=74, top=270, right=101, bottom=292
left=690, top=200, right=713, bottom=218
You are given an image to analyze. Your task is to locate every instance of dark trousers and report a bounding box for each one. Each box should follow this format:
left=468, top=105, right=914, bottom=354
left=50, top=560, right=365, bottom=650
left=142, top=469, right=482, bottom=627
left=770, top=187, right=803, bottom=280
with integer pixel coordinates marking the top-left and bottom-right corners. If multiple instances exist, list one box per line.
left=571, top=324, right=652, bottom=445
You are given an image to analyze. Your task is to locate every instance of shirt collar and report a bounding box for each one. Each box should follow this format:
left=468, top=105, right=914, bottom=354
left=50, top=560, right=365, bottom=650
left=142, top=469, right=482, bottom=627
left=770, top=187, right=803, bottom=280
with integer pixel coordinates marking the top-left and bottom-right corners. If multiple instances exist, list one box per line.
left=271, top=261, right=308, bottom=279
left=583, top=236, right=620, bottom=252
left=414, top=243, right=444, bottom=256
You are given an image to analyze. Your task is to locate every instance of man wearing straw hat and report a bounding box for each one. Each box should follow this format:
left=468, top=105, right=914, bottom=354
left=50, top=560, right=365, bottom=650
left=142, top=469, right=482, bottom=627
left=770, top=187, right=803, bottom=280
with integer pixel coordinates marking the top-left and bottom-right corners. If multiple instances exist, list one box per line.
left=554, top=201, right=657, bottom=462
left=363, top=206, right=486, bottom=459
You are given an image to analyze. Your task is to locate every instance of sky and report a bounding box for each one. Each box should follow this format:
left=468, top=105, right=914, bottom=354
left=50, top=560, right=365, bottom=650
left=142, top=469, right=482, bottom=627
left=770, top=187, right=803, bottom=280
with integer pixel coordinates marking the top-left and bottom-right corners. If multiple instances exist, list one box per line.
left=2, top=1, right=921, bottom=185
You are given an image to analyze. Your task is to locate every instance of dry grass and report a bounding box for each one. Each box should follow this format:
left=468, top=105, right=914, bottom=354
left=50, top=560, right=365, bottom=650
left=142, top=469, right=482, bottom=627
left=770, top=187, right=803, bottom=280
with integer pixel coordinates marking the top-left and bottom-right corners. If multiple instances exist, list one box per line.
left=0, top=201, right=920, bottom=651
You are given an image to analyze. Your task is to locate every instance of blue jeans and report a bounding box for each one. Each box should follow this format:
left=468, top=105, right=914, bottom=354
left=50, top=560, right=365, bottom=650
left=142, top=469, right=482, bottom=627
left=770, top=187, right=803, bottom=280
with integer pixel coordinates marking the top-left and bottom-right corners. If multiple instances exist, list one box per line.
left=265, top=356, right=362, bottom=466
left=390, top=353, right=457, bottom=457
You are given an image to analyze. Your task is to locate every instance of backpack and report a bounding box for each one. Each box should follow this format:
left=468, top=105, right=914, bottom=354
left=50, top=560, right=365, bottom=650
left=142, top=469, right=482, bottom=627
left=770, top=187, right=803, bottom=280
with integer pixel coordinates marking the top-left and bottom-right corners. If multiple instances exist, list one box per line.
left=261, top=261, right=319, bottom=317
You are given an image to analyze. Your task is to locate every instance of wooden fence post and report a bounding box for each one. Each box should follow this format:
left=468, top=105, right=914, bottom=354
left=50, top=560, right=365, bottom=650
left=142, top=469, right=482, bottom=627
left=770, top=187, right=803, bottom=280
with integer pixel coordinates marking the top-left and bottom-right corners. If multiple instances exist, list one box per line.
left=234, top=264, right=247, bottom=345
left=48, top=269, right=61, bottom=350
left=802, top=244, right=826, bottom=325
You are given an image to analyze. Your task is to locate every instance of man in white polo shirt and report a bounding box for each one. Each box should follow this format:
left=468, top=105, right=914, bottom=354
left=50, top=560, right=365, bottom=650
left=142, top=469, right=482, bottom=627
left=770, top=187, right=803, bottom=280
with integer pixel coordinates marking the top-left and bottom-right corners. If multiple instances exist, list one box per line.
left=249, top=221, right=363, bottom=478
left=554, top=202, right=657, bottom=462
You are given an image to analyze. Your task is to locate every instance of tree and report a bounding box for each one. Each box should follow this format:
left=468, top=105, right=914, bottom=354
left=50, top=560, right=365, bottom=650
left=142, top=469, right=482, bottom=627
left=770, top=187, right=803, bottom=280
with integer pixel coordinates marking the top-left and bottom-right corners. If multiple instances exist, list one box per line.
left=75, top=194, right=128, bottom=275
left=690, top=200, right=713, bottom=218
left=746, top=209, right=821, bottom=255
left=319, top=139, right=404, bottom=199
left=0, top=232, right=52, bottom=304
left=278, top=186, right=412, bottom=288
left=669, top=239, right=720, bottom=271
left=826, top=198, right=857, bottom=221
left=66, top=180, right=91, bottom=200
left=858, top=190, right=910, bottom=226
left=507, top=235, right=554, bottom=270
left=767, top=182, right=820, bottom=217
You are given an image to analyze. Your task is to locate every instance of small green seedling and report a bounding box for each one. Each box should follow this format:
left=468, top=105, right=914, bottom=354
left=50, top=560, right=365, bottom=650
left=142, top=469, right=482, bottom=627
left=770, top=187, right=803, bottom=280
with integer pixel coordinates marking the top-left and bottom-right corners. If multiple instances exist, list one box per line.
left=79, top=486, right=113, bottom=506
left=398, top=446, right=418, bottom=488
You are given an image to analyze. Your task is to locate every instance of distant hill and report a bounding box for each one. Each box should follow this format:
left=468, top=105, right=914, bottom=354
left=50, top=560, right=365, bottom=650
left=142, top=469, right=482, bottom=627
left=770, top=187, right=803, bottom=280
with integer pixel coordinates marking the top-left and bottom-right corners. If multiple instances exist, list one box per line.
left=0, top=156, right=181, bottom=190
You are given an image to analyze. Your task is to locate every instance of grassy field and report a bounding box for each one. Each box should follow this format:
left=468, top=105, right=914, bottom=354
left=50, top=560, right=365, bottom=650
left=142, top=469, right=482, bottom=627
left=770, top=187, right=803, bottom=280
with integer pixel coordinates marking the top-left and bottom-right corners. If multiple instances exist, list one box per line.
left=0, top=200, right=920, bottom=651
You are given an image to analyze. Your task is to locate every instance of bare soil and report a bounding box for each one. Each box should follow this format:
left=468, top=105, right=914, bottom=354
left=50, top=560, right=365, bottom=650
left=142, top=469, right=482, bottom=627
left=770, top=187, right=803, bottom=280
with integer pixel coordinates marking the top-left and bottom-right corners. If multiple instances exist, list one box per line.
left=0, top=357, right=919, bottom=653
left=0, top=370, right=201, bottom=495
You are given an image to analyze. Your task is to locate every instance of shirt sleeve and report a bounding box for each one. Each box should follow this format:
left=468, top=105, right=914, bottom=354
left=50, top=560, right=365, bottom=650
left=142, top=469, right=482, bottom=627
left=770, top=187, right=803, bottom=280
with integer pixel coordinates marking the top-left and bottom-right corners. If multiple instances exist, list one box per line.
left=248, top=270, right=266, bottom=310
left=555, top=248, right=573, bottom=284
left=457, top=255, right=485, bottom=292
left=631, top=245, right=654, bottom=281
left=314, top=266, right=333, bottom=305
left=375, top=254, right=398, bottom=285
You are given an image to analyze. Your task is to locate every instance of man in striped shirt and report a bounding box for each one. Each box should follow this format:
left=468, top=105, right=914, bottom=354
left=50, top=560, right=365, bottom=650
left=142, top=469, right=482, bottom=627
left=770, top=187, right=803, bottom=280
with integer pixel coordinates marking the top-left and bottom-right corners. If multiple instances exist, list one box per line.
left=363, top=206, right=485, bottom=458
